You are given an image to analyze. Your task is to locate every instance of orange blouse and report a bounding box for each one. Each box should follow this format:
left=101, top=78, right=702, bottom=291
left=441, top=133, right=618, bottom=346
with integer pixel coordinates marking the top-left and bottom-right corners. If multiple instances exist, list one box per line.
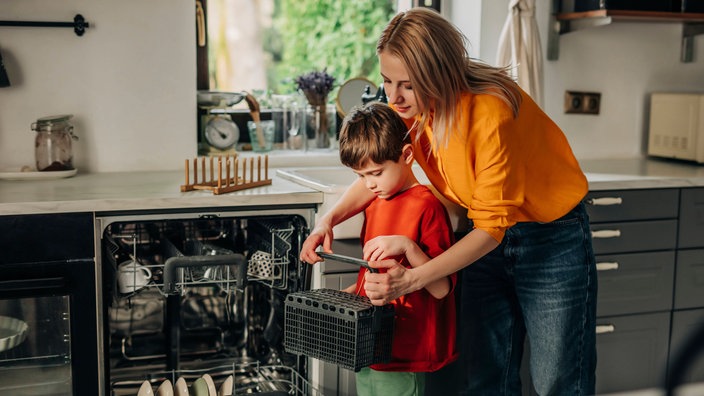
left=406, top=89, right=588, bottom=242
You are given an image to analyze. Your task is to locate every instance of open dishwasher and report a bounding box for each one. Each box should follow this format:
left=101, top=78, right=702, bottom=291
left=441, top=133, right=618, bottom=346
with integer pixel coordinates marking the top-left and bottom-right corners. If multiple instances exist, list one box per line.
left=96, top=207, right=320, bottom=395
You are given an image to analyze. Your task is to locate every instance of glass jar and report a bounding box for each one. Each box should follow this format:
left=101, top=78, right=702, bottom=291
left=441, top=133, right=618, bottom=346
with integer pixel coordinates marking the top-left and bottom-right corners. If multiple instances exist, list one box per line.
left=31, top=114, right=78, bottom=171
left=305, top=103, right=337, bottom=150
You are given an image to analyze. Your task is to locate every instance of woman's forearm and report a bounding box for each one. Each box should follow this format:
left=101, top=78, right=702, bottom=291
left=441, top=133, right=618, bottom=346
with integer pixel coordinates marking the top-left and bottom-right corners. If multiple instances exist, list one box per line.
left=408, top=229, right=500, bottom=292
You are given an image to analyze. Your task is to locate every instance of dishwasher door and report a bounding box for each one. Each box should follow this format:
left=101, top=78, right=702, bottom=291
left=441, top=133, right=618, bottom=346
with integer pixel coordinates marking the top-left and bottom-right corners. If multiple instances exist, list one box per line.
left=96, top=207, right=317, bottom=396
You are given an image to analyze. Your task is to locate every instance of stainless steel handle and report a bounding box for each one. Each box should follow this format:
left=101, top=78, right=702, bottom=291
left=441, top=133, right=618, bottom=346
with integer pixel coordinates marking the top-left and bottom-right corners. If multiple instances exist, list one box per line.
left=596, top=262, right=619, bottom=271
left=596, top=324, right=616, bottom=334
left=591, top=229, right=621, bottom=239
left=586, top=197, right=623, bottom=206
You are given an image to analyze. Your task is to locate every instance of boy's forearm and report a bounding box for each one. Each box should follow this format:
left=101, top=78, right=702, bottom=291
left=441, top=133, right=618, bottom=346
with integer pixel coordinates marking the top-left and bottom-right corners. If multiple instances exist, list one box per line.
left=322, top=178, right=376, bottom=227
left=403, top=239, right=451, bottom=299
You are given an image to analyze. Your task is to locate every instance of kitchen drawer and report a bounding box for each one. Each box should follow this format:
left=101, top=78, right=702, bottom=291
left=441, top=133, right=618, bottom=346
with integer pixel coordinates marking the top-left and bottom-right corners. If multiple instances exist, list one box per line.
left=584, top=189, right=679, bottom=223
left=674, top=249, right=704, bottom=310
left=596, top=251, right=675, bottom=317
left=669, top=309, right=704, bottom=384
left=595, top=312, right=671, bottom=394
left=590, top=219, right=677, bottom=255
left=678, top=188, right=704, bottom=249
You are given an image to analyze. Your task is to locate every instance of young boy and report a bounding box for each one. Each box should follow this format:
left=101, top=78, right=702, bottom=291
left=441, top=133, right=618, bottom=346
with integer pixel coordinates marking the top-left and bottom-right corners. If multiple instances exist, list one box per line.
left=336, top=102, right=457, bottom=396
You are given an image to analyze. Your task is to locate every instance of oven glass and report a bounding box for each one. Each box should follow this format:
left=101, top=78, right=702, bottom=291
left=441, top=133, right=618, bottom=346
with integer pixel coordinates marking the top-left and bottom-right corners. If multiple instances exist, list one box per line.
left=0, top=295, right=72, bottom=395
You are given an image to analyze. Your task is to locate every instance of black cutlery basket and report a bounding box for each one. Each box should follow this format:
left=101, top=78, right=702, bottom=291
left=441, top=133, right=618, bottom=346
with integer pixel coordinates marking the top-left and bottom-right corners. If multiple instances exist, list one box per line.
left=283, top=288, right=394, bottom=372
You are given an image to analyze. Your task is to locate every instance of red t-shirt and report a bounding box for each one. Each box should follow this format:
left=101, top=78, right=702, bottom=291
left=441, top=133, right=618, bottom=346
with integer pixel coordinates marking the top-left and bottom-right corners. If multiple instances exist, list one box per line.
left=356, top=184, right=458, bottom=372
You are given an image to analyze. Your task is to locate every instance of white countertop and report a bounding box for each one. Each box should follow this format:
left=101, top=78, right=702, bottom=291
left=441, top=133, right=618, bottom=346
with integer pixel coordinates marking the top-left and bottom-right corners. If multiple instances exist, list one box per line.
left=0, top=170, right=324, bottom=215
left=1, top=156, right=704, bottom=216
left=581, top=157, right=704, bottom=190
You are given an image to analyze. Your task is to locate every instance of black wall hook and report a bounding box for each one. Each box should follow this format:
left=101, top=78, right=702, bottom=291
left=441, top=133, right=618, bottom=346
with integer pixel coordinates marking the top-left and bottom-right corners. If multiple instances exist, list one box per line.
left=0, top=14, right=90, bottom=37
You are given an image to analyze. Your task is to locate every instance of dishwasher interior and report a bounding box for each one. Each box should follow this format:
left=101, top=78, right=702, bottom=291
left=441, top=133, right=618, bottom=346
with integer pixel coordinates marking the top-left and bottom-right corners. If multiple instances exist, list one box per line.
left=98, top=210, right=316, bottom=395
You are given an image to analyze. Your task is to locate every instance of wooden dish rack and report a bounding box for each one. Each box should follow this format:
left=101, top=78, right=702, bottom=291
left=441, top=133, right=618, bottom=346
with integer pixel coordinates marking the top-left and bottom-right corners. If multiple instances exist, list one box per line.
left=180, top=155, right=271, bottom=195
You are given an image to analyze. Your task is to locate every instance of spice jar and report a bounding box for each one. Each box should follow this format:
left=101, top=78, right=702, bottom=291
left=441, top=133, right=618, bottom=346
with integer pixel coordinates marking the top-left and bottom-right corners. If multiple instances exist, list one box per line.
left=31, top=114, right=78, bottom=171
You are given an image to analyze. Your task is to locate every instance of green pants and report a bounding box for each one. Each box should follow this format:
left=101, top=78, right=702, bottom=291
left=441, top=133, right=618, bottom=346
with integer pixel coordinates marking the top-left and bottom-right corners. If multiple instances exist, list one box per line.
left=355, top=367, right=426, bottom=396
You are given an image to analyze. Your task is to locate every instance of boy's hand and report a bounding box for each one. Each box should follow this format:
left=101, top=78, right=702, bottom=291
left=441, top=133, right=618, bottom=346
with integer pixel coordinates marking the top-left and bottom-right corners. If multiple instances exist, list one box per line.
left=300, top=221, right=334, bottom=264
left=363, top=235, right=411, bottom=261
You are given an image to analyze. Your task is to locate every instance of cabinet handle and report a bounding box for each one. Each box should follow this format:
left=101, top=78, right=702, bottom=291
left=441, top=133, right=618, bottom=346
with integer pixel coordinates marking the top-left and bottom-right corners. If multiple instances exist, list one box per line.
left=596, top=262, right=619, bottom=271
left=586, top=197, right=623, bottom=206
left=591, top=229, right=621, bottom=239
left=596, top=324, right=616, bottom=334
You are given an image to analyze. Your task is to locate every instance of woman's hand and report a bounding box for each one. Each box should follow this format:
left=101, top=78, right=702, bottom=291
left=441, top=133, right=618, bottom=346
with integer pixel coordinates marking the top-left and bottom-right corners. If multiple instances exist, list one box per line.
left=363, top=259, right=420, bottom=305
left=363, top=235, right=411, bottom=261
left=299, top=220, right=334, bottom=264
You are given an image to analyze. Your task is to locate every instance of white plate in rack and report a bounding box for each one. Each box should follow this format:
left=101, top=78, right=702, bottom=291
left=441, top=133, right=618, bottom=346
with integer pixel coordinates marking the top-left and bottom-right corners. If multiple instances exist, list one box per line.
left=0, top=168, right=77, bottom=180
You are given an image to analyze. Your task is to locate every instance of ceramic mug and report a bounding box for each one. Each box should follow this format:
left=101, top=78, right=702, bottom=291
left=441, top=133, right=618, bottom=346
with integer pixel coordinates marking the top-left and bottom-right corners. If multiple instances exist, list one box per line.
left=117, top=260, right=152, bottom=294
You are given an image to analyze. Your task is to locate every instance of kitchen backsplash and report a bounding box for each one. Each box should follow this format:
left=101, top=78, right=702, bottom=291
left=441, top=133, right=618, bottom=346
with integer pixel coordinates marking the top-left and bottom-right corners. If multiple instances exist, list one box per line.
left=0, top=0, right=702, bottom=173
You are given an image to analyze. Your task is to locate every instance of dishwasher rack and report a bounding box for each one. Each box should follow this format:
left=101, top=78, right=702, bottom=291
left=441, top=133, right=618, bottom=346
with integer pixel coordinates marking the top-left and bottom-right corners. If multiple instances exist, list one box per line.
left=109, top=360, right=323, bottom=395
left=104, top=216, right=297, bottom=297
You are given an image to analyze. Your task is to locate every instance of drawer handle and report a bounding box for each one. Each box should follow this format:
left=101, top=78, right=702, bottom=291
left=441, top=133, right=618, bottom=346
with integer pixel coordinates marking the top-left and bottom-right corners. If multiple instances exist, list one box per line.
left=596, top=262, right=619, bottom=271
left=596, top=324, right=616, bottom=334
left=591, top=229, right=621, bottom=239
left=586, top=197, right=623, bottom=206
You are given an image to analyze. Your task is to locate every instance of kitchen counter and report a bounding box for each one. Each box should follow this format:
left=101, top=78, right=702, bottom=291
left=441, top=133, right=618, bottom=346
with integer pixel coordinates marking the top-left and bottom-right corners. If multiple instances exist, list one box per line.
left=582, top=157, right=704, bottom=190
left=0, top=170, right=324, bottom=215
left=1, top=156, right=704, bottom=216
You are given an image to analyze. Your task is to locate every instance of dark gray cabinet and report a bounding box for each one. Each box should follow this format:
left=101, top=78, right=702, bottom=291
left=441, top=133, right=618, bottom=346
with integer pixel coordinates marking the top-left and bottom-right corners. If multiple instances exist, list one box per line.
left=677, top=188, right=704, bottom=249
left=585, top=189, right=679, bottom=394
left=669, top=309, right=704, bottom=383
left=595, top=251, right=675, bottom=317
left=595, top=312, right=671, bottom=391
left=675, top=249, right=704, bottom=310
left=669, top=188, right=704, bottom=385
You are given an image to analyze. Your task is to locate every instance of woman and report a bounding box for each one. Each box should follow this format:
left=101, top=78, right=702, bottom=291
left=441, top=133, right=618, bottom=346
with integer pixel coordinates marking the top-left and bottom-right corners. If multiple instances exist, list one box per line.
left=300, top=8, right=597, bottom=395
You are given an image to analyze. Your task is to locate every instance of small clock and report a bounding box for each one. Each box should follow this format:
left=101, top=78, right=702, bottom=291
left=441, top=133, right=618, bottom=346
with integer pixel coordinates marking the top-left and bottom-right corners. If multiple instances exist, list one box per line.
left=203, top=115, right=239, bottom=150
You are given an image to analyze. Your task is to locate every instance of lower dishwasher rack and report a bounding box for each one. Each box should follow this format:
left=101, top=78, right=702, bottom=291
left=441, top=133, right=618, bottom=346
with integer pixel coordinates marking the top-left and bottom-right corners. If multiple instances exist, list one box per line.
left=109, top=360, right=323, bottom=395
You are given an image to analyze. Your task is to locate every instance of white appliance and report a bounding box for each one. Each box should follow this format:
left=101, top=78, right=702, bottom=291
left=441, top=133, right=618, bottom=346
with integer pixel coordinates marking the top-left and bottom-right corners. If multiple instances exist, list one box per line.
left=648, top=93, right=704, bottom=163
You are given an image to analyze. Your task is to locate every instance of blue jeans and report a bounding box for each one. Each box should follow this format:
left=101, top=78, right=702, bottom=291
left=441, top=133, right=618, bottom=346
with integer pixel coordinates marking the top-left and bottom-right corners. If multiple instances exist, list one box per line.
left=459, top=202, right=597, bottom=396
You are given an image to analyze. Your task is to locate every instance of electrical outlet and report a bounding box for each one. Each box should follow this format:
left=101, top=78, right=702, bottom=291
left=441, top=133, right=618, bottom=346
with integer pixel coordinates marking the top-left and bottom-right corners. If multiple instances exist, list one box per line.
left=564, top=91, right=601, bottom=115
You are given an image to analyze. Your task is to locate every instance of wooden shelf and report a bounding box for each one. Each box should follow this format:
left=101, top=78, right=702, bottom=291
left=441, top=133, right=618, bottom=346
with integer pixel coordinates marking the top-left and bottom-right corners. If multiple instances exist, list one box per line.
left=548, top=9, right=704, bottom=62
left=556, top=10, right=704, bottom=23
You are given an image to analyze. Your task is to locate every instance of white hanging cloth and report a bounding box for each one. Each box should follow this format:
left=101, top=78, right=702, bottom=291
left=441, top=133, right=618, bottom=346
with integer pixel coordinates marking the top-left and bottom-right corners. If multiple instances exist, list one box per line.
left=496, top=0, right=544, bottom=108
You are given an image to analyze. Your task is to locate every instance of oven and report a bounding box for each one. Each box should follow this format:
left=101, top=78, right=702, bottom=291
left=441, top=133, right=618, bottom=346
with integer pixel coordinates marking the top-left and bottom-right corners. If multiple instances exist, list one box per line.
left=0, top=213, right=99, bottom=396
left=95, top=207, right=317, bottom=395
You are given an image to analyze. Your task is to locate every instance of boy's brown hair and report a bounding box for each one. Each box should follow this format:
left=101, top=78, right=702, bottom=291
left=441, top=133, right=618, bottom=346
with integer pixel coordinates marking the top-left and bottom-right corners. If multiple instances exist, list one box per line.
left=338, top=102, right=410, bottom=169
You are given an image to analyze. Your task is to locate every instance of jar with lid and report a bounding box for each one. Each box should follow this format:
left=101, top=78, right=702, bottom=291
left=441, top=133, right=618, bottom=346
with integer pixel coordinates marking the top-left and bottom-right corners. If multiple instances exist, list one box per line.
left=31, top=114, right=78, bottom=171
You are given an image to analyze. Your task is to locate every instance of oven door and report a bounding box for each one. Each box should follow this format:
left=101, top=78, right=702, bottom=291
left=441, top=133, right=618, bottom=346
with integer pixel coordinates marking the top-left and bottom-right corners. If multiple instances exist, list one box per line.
left=0, top=259, right=99, bottom=395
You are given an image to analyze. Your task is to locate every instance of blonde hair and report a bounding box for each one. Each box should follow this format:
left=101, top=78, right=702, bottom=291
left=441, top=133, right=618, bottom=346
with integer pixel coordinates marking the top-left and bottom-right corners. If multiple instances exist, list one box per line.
left=377, top=7, right=522, bottom=148
left=339, top=102, right=410, bottom=169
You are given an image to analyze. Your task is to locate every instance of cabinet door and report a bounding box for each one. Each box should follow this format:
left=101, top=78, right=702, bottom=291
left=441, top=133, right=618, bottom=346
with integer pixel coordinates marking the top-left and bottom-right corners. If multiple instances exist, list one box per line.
left=595, top=312, right=670, bottom=394
left=669, top=309, right=704, bottom=384
left=585, top=189, right=679, bottom=223
left=674, top=249, right=704, bottom=310
left=0, top=212, right=94, bottom=264
left=590, top=220, right=677, bottom=255
left=679, top=188, right=704, bottom=249
left=596, top=251, right=675, bottom=317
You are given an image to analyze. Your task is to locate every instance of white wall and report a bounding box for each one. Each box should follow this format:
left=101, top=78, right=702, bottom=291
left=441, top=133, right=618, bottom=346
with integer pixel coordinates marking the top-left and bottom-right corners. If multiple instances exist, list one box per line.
left=1, top=1, right=703, bottom=173
left=458, top=0, right=704, bottom=160
left=0, top=0, right=196, bottom=173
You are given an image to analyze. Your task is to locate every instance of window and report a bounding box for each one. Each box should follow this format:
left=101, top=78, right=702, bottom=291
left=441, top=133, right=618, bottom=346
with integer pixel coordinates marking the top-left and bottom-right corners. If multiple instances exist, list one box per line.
left=198, top=0, right=397, bottom=97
